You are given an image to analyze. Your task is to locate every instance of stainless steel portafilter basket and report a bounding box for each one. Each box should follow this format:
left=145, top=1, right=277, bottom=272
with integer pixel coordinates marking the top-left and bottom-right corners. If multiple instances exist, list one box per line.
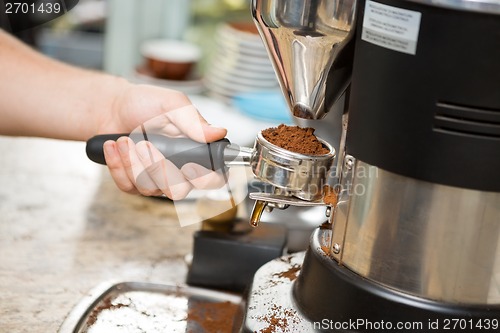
left=248, top=132, right=335, bottom=227
left=251, top=131, right=335, bottom=202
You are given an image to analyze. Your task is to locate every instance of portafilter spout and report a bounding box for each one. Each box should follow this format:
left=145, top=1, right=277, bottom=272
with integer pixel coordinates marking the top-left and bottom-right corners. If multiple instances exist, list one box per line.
left=252, top=0, right=357, bottom=119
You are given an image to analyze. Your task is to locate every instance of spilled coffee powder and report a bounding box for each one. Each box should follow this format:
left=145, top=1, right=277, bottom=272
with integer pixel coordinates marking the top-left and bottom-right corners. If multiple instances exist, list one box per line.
left=187, top=300, right=239, bottom=333
left=83, top=290, right=239, bottom=333
left=86, top=296, right=125, bottom=327
left=261, top=124, right=329, bottom=155
left=323, top=185, right=338, bottom=206
left=259, top=304, right=300, bottom=333
left=273, top=264, right=301, bottom=282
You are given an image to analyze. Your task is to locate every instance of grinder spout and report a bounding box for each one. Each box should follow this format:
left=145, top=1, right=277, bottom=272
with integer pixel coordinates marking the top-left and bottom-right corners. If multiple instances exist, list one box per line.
left=252, top=0, right=357, bottom=119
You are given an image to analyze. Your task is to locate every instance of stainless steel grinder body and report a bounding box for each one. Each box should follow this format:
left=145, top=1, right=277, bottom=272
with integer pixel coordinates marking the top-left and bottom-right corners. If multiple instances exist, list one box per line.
left=332, top=0, right=500, bottom=306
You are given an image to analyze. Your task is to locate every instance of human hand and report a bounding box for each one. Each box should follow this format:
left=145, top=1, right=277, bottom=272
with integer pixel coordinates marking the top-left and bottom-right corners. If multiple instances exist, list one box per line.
left=96, top=83, right=227, bottom=199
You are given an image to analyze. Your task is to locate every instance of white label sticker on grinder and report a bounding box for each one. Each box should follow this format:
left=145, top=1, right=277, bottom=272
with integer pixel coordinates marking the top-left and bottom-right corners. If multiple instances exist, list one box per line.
left=362, top=0, right=421, bottom=55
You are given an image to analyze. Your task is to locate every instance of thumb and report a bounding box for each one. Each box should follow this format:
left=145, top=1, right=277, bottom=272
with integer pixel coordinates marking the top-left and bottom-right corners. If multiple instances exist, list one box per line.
left=166, top=105, right=227, bottom=143
left=201, top=123, right=227, bottom=143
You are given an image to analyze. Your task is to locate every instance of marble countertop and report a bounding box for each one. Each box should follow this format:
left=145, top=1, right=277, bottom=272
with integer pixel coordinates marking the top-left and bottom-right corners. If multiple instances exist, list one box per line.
left=0, top=136, right=199, bottom=332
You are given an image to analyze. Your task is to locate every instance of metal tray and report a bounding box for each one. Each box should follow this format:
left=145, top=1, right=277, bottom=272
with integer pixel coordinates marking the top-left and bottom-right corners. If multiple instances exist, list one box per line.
left=59, top=281, right=242, bottom=333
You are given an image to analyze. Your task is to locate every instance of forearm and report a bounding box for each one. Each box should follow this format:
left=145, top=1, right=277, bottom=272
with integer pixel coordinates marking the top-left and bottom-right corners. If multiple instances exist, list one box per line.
left=0, top=30, right=129, bottom=141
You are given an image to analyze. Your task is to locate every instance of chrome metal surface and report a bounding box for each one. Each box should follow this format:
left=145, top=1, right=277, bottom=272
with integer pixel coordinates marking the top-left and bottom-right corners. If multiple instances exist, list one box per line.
left=406, top=0, right=500, bottom=14
left=224, top=145, right=253, bottom=167
left=252, top=0, right=357, bottom=119
left=341, top=160, right=500, bottom=304
left=250, top=131, right=335, bottom=201
left=326, top=206, right=332, bottom=217
left=246, top=181, right=330, bottom=251
left=330, top=154, right=355, bottom=261
left=249, top=192, right=328, bottom=207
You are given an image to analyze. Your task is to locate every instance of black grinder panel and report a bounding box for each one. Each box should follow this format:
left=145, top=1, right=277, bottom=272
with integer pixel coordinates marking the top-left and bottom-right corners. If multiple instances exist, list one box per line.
left=346, top=0, right=500, bottom=191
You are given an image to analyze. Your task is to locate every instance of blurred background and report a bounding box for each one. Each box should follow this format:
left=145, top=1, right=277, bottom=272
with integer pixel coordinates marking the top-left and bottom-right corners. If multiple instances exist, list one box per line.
left=15, top=0, right=293, bottom=148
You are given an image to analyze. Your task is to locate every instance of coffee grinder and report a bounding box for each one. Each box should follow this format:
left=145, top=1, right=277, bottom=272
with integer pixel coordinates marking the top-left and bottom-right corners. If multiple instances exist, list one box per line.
left=242, top=0, right=500, bottom=331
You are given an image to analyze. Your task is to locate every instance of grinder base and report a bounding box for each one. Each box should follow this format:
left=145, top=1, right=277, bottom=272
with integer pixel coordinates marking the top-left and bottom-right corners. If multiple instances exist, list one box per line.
left=241, top=228, right=500, bottom=332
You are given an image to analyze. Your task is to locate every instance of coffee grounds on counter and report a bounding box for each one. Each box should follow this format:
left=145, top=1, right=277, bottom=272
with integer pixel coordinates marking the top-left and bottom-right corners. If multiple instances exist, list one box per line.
left=187, top=300, right=239, bottom=333
left=273, top=264, right=301, bottom=282
left=259, top=304, right=300, bottom=333
left=261, top=124, right=329, bottom=155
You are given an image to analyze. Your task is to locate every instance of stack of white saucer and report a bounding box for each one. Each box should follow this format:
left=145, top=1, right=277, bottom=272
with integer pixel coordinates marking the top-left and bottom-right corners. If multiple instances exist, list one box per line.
left=204, top=22, right=280, bottom=100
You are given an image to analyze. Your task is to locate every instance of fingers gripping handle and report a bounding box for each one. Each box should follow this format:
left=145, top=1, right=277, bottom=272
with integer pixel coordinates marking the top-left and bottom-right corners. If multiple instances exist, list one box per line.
left=86, top=133, right=230, bottom=171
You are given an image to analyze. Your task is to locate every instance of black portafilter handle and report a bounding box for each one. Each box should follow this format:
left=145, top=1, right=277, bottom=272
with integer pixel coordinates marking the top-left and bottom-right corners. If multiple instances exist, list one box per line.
left=86, top=133, right=231, bottom=172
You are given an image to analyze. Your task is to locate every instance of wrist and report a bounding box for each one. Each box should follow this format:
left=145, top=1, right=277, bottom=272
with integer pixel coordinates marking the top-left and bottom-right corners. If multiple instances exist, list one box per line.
left=88, top=75, right=131, bottom=140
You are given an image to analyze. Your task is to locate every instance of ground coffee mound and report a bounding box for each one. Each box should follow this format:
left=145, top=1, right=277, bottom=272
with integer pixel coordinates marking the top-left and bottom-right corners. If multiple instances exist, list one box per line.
left=261, top=124, right=329, bottom=155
